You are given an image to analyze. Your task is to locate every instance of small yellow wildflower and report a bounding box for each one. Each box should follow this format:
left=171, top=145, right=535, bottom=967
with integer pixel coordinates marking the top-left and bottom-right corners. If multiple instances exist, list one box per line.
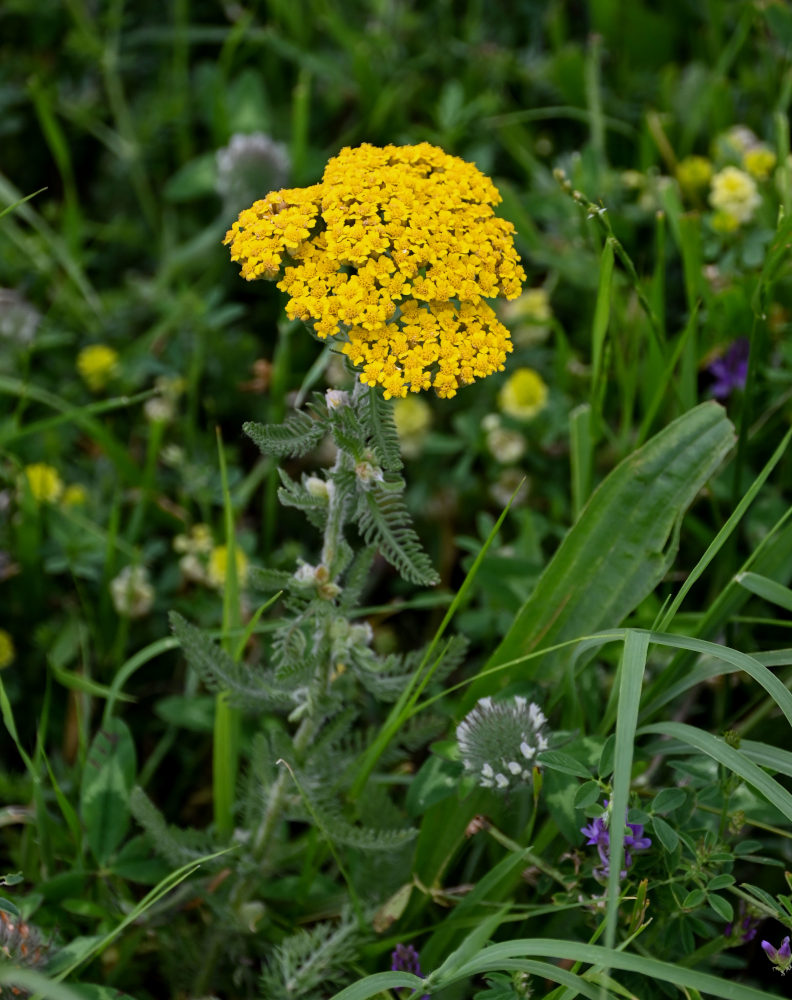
left=743, top=146, right=776, bottom=181
left=22, top=463, right=63, bottom=503
left=224, top=143, right=525, bottom=399
left=709, top=167, right=760, bottom=224
left=0, top=629, right=14, bottom=670
left=61, top=484, right=87, bottom=506
left=710, top=211, right=741, bottom=234
left=497, top=368, right=548, bottom=421
left=207, top=545, right=249, bottom=589
left=77, top=344, right=119, bottom=392
left=393, top=395, right=432, bottom=459
left=676, top=156, right=713, bottom=195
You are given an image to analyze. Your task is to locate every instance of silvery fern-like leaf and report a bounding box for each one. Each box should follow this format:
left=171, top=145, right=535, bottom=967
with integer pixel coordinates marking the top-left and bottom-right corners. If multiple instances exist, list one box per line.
left=130, top=787, right=222, bottom=870
left=243, top=410, right=325, bottom=458
left=356, top=480, right=439, bottom=587
left=357, top=385, right=402, bottom=472
left=170, top=612, right=293, bottom=710
left=259, top=911, right=358, bottom=1000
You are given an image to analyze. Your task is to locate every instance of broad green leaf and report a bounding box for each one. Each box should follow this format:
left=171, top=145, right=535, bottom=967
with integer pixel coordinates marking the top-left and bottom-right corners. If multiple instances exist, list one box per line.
left=405, top=754, right=462, bottom=817
left=466, top=402, right=734, bottom=695
left=651, top=815, right=679, bottom=852
left=79, top=719, right=137, bottom=866
left=538, top=750, right=593, bottom=780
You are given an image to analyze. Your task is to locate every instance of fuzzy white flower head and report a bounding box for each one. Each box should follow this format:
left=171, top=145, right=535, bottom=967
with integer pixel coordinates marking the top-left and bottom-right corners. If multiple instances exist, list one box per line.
left=0, top=289, right=40, bottom=346
left=216, top=132, right=290, bottom=217
left=709, top=167, right=760, bottom=224
left=110, top=565, right=154, bottom=619
left=456, top=695, right=549, bottom=791
left=486, top=426, right=526, bottom=464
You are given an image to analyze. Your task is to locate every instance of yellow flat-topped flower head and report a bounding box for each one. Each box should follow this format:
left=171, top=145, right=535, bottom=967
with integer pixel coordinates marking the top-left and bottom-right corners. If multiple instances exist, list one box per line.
left=0, top=629, right=14, bottom=670
left=709, top=167, right=760, bottom=225
left=224, top=143, right=526, bottom=399
left=208, top=544, right=249, bottom=590
left=77, top=344, right=119, bottom=392
left=498, top=367, right=548, bottom=421
left=21, top=463, right=63, bottom=504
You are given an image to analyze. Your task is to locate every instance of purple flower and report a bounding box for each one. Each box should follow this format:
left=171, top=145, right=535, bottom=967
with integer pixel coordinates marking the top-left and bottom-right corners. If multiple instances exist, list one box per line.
left=761, top=935, right=792, bottom=974
left=708, top=339, right=749, bottom=398
left=581, top=801, right=651, bottom=881
left=725, top=901, right=760, bottom=943
left=391, top=944, right=430, bottom=998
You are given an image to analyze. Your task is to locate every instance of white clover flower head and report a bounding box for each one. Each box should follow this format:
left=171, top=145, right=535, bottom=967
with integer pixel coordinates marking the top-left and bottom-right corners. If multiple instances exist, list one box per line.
left=110, top=565, right=154, bottom=619
left=486, top=426, right=526, bottom=464
left=216, top=132, right=290, bottom=216
left=456, top=695, right=549, bottom=791
left=0, top=289, right=40, bottom=345
left=709, top=166, right=760, bottom=224
left=144, top=395, right=176, bottom=424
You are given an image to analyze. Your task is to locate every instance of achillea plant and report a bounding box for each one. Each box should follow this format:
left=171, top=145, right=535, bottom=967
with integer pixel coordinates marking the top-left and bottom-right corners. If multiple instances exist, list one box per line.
left=131, top=143, right=520, bottom=994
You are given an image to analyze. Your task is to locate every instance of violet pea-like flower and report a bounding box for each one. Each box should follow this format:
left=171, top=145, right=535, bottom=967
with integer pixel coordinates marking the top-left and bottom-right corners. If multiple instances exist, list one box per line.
left=761, top=936, right=792, bottom=974
left=581, top=801, right=651, bottom=881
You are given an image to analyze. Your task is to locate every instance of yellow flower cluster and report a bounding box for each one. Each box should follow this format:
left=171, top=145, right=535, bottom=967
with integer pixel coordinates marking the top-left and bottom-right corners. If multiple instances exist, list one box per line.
left=77, top=344, right=119, bottom=392
left=709, top=166, right=760, bottom=225
left=498, top=367, right=548, bottom=421
left=224, top=143, right=525, bottom=398
left=0, top=629, right=14, bottom=670
left=22, top=463, right=63, bottom=504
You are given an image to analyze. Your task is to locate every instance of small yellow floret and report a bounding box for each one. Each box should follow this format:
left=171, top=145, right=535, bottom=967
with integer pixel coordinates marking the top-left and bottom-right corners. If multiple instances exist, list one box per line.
left=677, top=156, right=713, bottom=194
left=711, top=211, right=740, bottom=234
left=22, top=463, right=63, bottom=503
left=61, top=484, right=87, bottom=506
left=208, top=545, right=249, bottom=589
left=709, top=167, right=760, bottom=224
left=498, top=368, right=548, bottom=421
left=77, top=344, right=119, bottom=392
left=0, top=629, right=14, bottom=670
left=224, top=143, right=525, bottom=398
left=742, top=146, right=776, bottom=181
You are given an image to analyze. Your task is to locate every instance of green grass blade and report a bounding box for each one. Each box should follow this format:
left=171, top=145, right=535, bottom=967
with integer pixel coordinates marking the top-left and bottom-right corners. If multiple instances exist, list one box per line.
left=590, top=238, right=615, bottom=429
left=444, top=938, right=774, bottom=1000
left=736, top=571, right=792, bottom=613
left=639, top=721, right=792, bottom=823
left=329, top=972, right=426, bottom=1000
left=213, top=428, right=241, bottom=839
left=656, top=425, right=792, bottom=632
left=638, top=631, right=792, bottom=728
left=741, top=739, right=792, bottom=778
left=570, top=403, right=593, bottom=520
left=51, top=846, right=236, bottom=981
left=604, top=630, right=648, bottom=953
